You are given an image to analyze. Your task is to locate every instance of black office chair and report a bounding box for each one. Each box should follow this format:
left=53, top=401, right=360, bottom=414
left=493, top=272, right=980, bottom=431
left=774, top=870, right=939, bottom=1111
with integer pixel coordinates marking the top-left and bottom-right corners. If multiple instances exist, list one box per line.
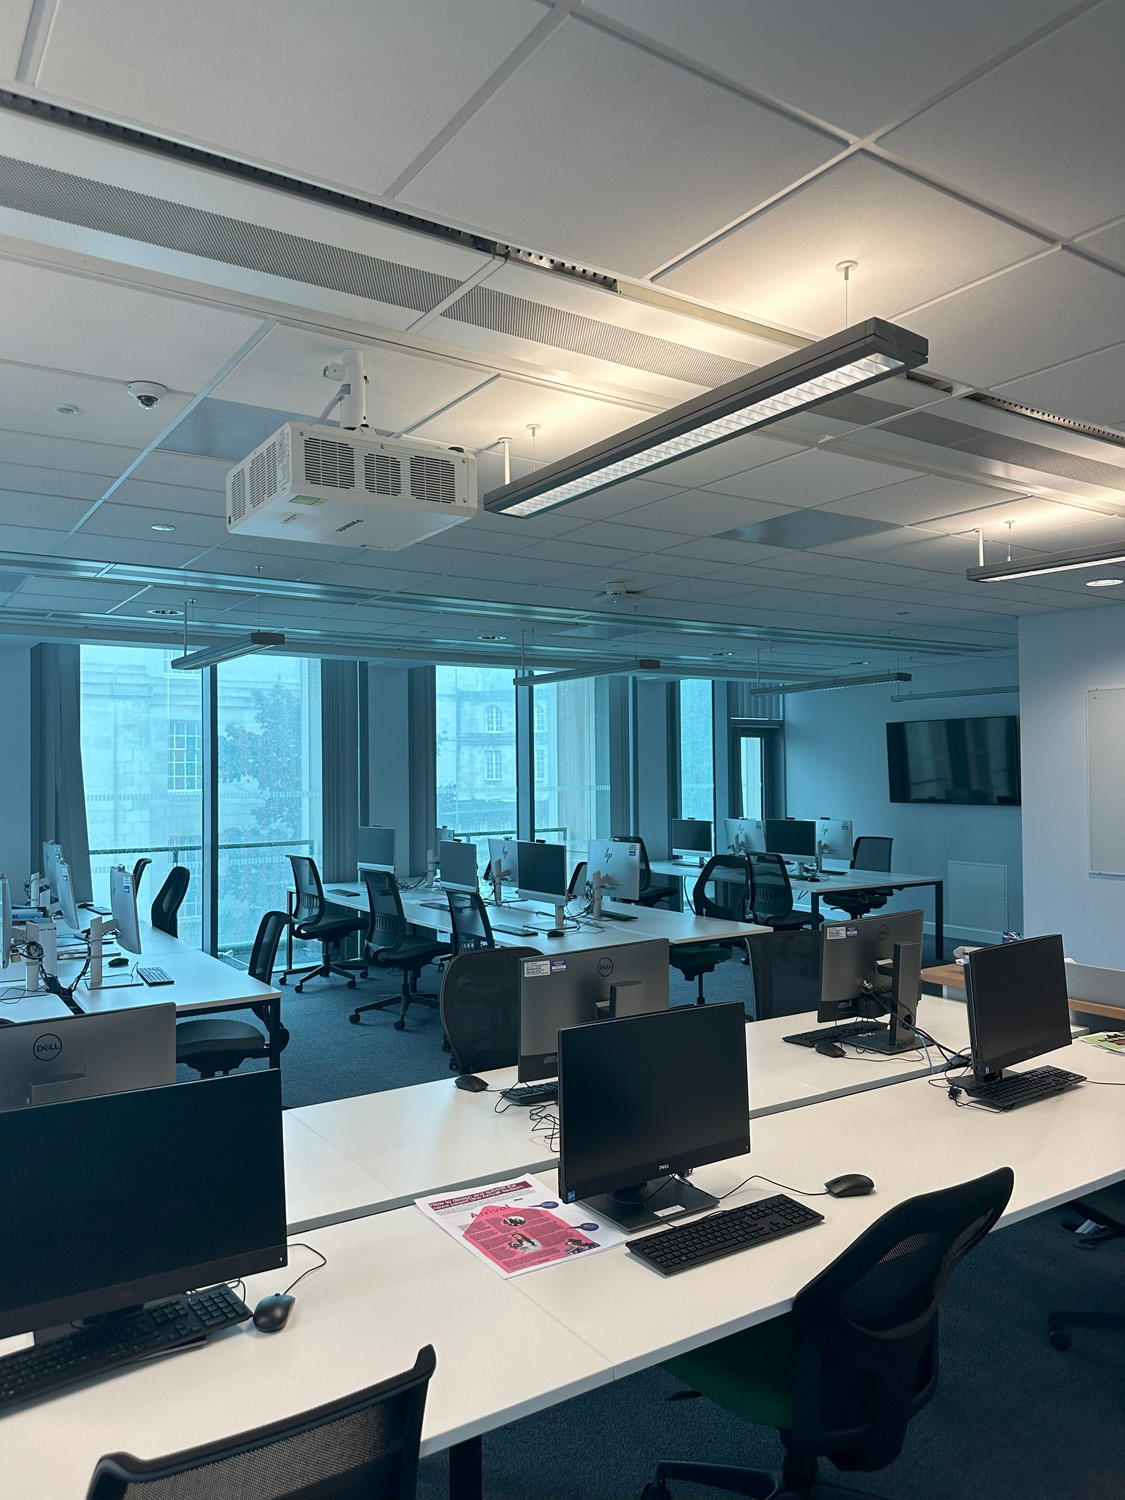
left=86, top=1344, right=435, bottom=1500
left=622, top=834, right=679, bottom=909
left=440, top=945, right=543, bottom=1075
left=131, top=857, right=151, bottom=896
left=568, top=861, right=587, bottom=900
left=668, top=854, right=752, bottom=1005
left=644, top=1167, right=1014, bottom=1500
left=446, top=888, right=496, bottom=953
left=748, top=852, right=817, bottom=931
left=286, top=853, right=366, bottom=992
left=351, top=868, right=451, bottom=1030
left=150, top=866, right=190, bottom=937
left=824, top=837, right=895, bottom=921
left=175, top=911, right=292, bottom=1080
left=1049, top=1179, right=1125, bottom=1349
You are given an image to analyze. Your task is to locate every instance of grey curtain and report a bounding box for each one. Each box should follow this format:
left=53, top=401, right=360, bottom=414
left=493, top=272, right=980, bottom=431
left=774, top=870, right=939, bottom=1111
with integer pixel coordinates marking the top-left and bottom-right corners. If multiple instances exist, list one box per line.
left=320, top=659, right=360, bottom=883
left=31, top=643, right=93, bottom=903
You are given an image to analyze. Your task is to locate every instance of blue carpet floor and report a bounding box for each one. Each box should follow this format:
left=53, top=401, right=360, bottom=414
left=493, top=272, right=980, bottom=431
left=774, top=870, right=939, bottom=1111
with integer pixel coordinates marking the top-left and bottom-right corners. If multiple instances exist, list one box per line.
left=202, top=955, right=1125, bottom=1499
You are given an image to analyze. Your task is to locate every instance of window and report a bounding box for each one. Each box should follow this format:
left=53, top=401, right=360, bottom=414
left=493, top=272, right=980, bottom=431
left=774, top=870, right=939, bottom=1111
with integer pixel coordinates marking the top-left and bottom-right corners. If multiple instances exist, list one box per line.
left=534, top=700, right=547, bottom=735
left=533, top=678, right=610, bottom=861
left=436, top=666, right=516, bottom=840
left=80, top=646, right=204, bottom=948
left=535, top=745, right=547, bottom=783
left=679, top=679, right=714, bottom=824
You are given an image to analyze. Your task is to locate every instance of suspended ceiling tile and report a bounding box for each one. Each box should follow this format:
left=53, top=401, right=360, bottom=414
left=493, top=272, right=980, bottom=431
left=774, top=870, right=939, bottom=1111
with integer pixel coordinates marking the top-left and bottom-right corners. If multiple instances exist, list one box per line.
left=587, top=0, right=1077, bottom=136
left=38, top=0, right=547, bottom=197
left=455, top=555, right=590, bottom=586
left=553, top=517, right=697, bottom=551
left=113, top=478, right=227, bottom=518
left=993, top=342, right=1125, bottom=431
left=548, top=478, right=688, bottom=522
left=0, top=367, right=195, bottom=457
left=717, top=447, right=921, bottom=507
left=921, top=497, right=1125, bottom=541
left=1079, top=220, right=1125, bottom=272
left=401, top=15, right=837, bottom=277
left=661, top=155, right=1045, bottom=335
left=718, top=510, right=901, bottom=549
left=54, top=533, right=206, bottom=567
left=879, top=4, right=1125, bottom=238
left=409, top=377, right=645, bottom=464
left=659, top=536, right=788, bottom=565
left=132, top=451, right=228, bottom=489
left=814, top=474, right=1023, bottom=525
left=902, top=250, right=1125, bottom=388
left=512, top=538, right=643, bottom=569
left=611, top=491, right=793, bottom=537
left=75, top=503, right=229, bottom=549
left=0, top=461, right=108, bottom=502
left=0, top=492, right=93, bottom=530
left=639, top=433, right=809, bottom=492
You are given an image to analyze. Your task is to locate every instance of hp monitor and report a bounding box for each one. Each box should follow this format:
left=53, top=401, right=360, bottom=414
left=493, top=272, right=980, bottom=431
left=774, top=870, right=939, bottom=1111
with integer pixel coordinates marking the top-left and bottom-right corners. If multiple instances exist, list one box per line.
left=586, top=840, right=641, bottom=903
left=438, top=839, right=479, bottom=894
left=41, top=842, right=63, bottom=900
left=558, top=1001, right=750, bottom=1232
left=671, top=818, right=711, bottom=864
left=518, top=939, right=671, bottom=1083
left=816, top=819, right=854, bottom=862
left=724, top=818, right=765, bottom=855
left=1, top=874, right=10, bottom=970
left=54, top=860, right=81, bottom=933
left=0, top=1069, right=287, bottom=1340
left=0, top=1004, right=176, bottom=1111
left=357, top=825, right=395, bottom=874
left=487, top=837, right=518, bottom=885
left=109, top=865, right=142, bottom=956
left=818, top=909, right=925, bottom=1053
left=965, top=934, right=1072, bottom=1081
left=766, top=819, right=817, bottom=859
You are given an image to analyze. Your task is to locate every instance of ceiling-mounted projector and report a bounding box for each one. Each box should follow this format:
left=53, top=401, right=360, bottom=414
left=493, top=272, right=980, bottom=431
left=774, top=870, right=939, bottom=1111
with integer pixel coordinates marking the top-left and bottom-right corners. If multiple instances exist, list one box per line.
left=226, top=424, right=477, bottom=549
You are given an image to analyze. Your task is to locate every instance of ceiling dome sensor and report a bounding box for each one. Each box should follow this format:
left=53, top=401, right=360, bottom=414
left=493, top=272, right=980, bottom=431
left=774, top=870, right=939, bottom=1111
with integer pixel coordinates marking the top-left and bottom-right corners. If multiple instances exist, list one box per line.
left=127, top=381, right=168, bottom=409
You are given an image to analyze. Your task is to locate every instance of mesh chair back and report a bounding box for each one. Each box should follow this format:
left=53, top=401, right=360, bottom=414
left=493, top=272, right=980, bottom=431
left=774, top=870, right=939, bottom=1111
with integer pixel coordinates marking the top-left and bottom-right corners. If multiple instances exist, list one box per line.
left=131, top=857, right=151, bottom=896
left=150, top=867, right=190, bottom=938
left=692, top=854, right=751, bottom=921
left=788, top=1167, right=1013, bottom=1473
left=618, top=833, right=654, bottom=893
left=248, top=911, right=291, bottom=986
left=289, top=855, right=326, bottom=927
left=446, top=889, right=495, bottom=953
left=852, top=837, right=893, bottom=872
left=86, top=1344, right=435, bottom=1500
left=567, top=861, right=587, bottom=899
left=362, top=868, right=408, bottom=956
left=748, top=852, right=796, bottom=924
left=440, top=946, right=542, bottom=1075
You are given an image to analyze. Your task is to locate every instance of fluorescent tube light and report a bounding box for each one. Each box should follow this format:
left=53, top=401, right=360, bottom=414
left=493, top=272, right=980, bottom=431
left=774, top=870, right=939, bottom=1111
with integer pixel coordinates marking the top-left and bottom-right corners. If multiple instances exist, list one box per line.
left=171, top=631, right=285, bottom=670
left=484, top=319, right=927, bottom=518
left=968, top=544, right=1125, bottom=583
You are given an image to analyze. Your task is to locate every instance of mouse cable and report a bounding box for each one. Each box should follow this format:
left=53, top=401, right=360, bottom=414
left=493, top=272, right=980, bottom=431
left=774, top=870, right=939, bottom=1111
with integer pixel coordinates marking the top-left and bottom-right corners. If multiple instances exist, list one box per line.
left=712, top=1172, right=832, bottom=1203
left=281, top=1241, right=328, bottom=1297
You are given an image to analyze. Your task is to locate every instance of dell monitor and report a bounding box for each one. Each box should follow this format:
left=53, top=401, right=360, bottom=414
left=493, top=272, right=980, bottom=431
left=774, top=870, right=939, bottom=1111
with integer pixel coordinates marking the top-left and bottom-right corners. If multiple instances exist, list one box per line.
left=558, top=1000, right=750, bottom=1232
left=54, top=860, right=81, bottom=934
left=0, top=1004, right=176, bottom=1111
left=357, top=825, right=395, bottom=874
left=766, top=818, right=817, bottom=860
left=816, top=818, right=854, bottom=862
left=517, top=938, right=671, bottom=1085
left=109, top=864, right=142, bottom=956
left=965, top=934, right=1072, bottom=1082
left=517, top=841, right=569, bottom=928
left=0, top=1068, right=286, bottom=1341
left=817, top=909, right=925, bottom=1053
left=487, top=836, right=518, bottom=886
left=438, top=839, right=479, bottom=894
left=671, top=818, right=711, bottom=865
left=724, top=817, right=765, bottom=855
left=586, top=839, right=641, bottom=904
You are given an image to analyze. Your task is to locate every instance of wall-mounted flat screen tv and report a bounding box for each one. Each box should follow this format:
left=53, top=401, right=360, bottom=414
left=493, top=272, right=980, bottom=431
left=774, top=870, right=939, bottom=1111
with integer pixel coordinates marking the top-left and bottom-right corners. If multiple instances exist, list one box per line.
left=886, top=716, right=1020, bottom=806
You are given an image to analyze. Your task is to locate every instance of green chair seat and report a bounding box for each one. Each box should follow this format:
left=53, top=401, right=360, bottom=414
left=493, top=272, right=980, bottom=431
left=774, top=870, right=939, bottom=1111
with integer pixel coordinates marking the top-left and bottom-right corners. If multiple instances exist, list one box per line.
left=664, top=1313, right=793, bottom=1433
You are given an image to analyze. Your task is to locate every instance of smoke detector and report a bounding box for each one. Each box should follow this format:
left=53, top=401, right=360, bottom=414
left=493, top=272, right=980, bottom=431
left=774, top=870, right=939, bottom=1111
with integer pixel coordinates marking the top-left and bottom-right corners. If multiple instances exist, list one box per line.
left=598, top=580, right=643, bottom=602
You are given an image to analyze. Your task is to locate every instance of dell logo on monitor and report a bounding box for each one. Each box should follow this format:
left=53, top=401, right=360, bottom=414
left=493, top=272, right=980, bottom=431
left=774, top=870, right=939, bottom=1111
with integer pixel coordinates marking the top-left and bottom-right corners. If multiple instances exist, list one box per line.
left=32, top=1034, right=62, bottom=1061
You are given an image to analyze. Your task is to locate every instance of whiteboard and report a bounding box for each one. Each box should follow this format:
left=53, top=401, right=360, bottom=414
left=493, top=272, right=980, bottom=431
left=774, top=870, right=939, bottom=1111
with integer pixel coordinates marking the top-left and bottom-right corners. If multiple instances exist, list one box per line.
left=1087, top=687, right=1125, bottom=876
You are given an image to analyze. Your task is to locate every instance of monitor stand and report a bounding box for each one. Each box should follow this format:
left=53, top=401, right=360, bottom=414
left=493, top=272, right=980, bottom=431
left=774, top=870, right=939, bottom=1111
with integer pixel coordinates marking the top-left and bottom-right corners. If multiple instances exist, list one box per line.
left=583, top=1175, right=717, bottom=1233
left=857, top=941, right=922, bottom=1053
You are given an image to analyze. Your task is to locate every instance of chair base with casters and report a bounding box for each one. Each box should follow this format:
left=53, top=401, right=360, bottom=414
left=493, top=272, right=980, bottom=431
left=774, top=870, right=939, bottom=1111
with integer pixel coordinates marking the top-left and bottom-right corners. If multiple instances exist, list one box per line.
left=351, top=942, right=449, bottom=1030
left=288, top=940, right=367, bottom=993
left=1047, top=1181, right=1125, bottom=1348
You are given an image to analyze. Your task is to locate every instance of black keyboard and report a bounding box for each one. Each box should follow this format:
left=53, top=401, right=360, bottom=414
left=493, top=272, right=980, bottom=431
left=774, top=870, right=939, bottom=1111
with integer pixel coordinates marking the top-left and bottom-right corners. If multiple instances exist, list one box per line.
left=501, top=1081, right=558, bottom=1106
left=493, top=924, right=539, bottom=938
left=963, top=1065, right=1085, bottom=1111
left=137, top=966, right=173, bottom=986
left=783, top=1020, right=884, bottom=1048
left=0, top=1285, right=250, bottom=1412
left=629, top=1194, right=824, bottom=1275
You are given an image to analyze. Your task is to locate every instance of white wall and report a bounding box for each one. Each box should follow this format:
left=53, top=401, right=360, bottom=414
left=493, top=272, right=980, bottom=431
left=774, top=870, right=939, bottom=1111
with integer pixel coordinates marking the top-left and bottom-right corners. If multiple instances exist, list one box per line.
left=784, top=656, right=1022, bottom=944
left=0, top=643, right=32, bottom=886
left=1021, top=604, right=1125, bottom=964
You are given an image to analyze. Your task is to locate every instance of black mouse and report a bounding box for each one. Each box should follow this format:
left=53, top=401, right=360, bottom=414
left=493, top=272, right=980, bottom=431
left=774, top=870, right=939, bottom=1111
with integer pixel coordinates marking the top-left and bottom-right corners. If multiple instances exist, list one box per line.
left=825, top=1174, right=875, bottom=1198
left=815, top=1038, right=845, bottom=1058
left=455, top=1074, right=489, bottom=1093
left=107, top=955, right=129, bottom=968
left=253, top=1293, right=295, bottom=1332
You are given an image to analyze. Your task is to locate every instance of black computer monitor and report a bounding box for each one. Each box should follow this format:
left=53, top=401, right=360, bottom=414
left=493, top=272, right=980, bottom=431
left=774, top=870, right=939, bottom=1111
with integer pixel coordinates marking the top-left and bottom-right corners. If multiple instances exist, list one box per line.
left=558, top=1001, right=750, bottom=1232
left=671, top=818, right=711, bottom=862
left=518, top=938, right=670, bottom=1083
left=0, top=1069, right=287, bottom=1339
left=766, top=819, right=817, bottom=859
left=0, top=1004, right=176, bottom=1110
left=357, top=825, right=395, bottom=873
left=818, top=909, right=925, bottom=1052
left=516, top=841, right=568, bottom=908
left=965, top=934, right=1072, bottom=1082
left=438, top=839, right=479, bottom=894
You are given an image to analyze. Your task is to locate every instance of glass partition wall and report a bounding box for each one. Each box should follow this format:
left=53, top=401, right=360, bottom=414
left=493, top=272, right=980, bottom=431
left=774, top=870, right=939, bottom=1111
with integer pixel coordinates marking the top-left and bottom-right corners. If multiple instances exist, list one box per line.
left=533, top=676, right=611, bottom=863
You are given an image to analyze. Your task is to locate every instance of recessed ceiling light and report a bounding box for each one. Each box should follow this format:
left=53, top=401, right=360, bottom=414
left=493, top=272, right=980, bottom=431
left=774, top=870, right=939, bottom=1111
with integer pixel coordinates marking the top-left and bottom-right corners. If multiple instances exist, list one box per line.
left=1086, top=577, right=1124, bottom=587
left=150, top=523, right=176, bottom=532
left=55, top=404, right=80, bottom=415
left=147, top=607, right=183, bottom=617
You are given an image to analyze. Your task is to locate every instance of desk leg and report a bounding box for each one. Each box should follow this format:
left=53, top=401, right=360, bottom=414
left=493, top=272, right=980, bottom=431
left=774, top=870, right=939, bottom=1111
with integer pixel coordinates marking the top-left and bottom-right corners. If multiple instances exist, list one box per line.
left=934, top=880, right=945, bottom=964
left=449, top=1435, right=482, bottom=1500
left=266, top=999, right=282, bottom=1069
left=810, top=892, right=820, bottom=928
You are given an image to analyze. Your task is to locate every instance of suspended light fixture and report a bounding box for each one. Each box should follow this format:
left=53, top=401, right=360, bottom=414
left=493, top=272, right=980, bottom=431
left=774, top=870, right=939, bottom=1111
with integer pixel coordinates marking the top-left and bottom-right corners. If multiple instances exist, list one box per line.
left=967, top=542, right=1125, bottom=583
left=171, top=632, right=285, bottom=670
left=484, top=318, right=927, bottom=518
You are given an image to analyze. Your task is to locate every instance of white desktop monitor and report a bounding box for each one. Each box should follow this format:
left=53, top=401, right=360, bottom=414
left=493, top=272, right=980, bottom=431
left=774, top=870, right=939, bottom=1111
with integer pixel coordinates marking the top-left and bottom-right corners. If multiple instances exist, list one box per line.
left=724, top=818, right=765, bottom=855
left=438, top=840, right=479, bottom=894
left=586, top=839, right=641, bottom=903
left=487, top=837, right=518, bottom=885
left=357, top=825, right=395, bottom=874
left=109, top=865, right=142, bottom=956
left=54, top=861, right=81, bottom=933
left=671, top=818, right=712, bottom=861
left=516, top=842, right=568, bottom=906
left=1, top=874, right=9, bottom=970
left=41, top=842, right=62, bottom=899
left=816, top=819, right=854, bottom=861
left=0, top=1004, right=176, bottom=1111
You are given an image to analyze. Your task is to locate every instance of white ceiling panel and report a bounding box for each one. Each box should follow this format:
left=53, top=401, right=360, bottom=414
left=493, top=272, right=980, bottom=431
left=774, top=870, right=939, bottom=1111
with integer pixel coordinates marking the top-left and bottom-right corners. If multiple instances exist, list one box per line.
left=408, top=377, right=644, bottom=461
left=662, top=155, right=1045, bottom=335
left=114, top=478, right=226, bottom=517
left=640, top=433, right=809, bottom=492
left=878, top=5, right=1125, bottom=237
left=816, top=474, right=1024, bottom=525
left=0, top=428, right=138, bottom=479
left=584, top=0, right=1075, bottom=137
left=54, top=533, right=206, bottom=567
left=1079, top=219, right=1125, bottom=271
left=544, top=478, right=687, bottom=522
left=608, top=491, right=793, bottom=537
left=38, top=0, right=547, bottom=197
left=993, top=342, right=1125, bottom=431
left=0, top=0, right=34, bottom=76
left=0, top=364, right=192, bottom=451
left=0, top=462, right=106, bottom=502
left=548, top=517, right=694, bottom=552
left=0, top=260, right=264, bottom=389
left=715, top=447, right=921, bottom=507
left=904, top=250, right=1125, bottom=388
left=401, top=15, right=838, bottom=277
left=0, top=491, right=92, bottom=530
left=76, top=503, right=230, bottom=550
